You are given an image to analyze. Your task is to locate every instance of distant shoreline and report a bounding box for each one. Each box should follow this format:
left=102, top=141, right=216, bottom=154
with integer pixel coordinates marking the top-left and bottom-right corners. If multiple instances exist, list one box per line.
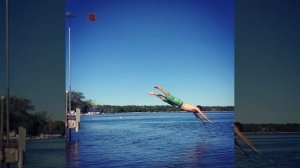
left=239, top=123, right=300, bottom=133
left=82, top=111, right=234, bottom=115
left=80, top=105, right=234, bottom=114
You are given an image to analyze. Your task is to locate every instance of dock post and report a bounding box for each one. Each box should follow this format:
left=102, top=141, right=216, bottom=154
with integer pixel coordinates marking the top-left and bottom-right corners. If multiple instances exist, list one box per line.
left=18, top=127, right=26, bottom=168
left=75, top=108, right=80, bottom=132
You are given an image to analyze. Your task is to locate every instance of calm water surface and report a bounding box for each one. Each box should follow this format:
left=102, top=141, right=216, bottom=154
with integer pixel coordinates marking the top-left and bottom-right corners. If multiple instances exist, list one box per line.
left=67, top=112, right=234, bottom=168
left=18, top=113, right=299, bottom=168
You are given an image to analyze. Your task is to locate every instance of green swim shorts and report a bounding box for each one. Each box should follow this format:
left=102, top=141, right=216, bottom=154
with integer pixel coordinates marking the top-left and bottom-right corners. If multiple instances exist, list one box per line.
left=162, top=93, right=183, bottom=107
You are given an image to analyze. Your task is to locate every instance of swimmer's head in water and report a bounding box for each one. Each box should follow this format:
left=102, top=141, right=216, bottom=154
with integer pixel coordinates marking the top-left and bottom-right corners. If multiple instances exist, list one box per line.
left=196, top=105, right=203, bottom=111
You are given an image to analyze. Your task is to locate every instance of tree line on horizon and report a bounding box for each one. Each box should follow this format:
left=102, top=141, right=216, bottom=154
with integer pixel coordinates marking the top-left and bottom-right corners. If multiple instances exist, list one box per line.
left=70, top=91, right=234, bottom=113
left=2, top=91, right=298, bottom=136
left=241, top=124, right=300, bottom=132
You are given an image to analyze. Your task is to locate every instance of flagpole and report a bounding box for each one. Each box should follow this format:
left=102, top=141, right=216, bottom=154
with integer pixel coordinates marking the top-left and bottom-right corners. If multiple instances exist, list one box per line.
left=65, top=12, right=95, bottom=142
left=68, top=14, right=71, bottom=114
left=65, top=12, right=73, bottom=113
left=66, top=12, right=74, bottom=142
left=5, top=0, right=10, bottom=143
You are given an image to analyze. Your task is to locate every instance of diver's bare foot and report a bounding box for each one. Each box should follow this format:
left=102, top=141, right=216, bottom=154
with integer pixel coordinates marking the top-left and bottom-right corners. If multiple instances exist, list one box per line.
left=148, top=91, right=157, bottom=95
left=154, top=85, right=162, bottom=90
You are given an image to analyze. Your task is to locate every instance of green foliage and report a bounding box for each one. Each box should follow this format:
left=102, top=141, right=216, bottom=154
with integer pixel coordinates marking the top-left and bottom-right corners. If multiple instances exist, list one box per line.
left=68, top=91, right=94, bottom=112
left=87, top=105, right=233, bottom=113
left=1, top=96, right=35, bottom=133
left=93, top=105, right=180, bottom=113
left=0, top=96, right=64, bottom=136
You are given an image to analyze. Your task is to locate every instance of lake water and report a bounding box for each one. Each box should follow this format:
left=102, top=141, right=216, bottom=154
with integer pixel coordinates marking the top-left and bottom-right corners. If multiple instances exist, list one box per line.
left=66, top=112, right=234, bottom=168
left=9, top=112, right=298, bottom=168
left=26, top=139, right=65, bottom=168
left=235, top=133, right=300, bottom=168
left=8, top=139, right=65, bottom=168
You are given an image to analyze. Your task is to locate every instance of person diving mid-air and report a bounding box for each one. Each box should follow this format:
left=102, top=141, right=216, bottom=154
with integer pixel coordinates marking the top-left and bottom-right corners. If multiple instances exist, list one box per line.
left=148, top=85, right=212, bottom=125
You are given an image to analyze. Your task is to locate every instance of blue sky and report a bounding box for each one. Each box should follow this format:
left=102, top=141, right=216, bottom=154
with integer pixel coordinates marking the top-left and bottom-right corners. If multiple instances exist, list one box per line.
left=67, top=0, right=234, bottom=106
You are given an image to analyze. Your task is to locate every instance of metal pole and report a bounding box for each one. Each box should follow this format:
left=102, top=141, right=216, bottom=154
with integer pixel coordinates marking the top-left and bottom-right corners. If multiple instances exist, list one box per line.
left=5, top=0, right=10, bottom=143
left=66, top=12, right=73, bottom=142
left=68, top=15, right=72, bottom=142
left=67, top=12, right=72, bottom=114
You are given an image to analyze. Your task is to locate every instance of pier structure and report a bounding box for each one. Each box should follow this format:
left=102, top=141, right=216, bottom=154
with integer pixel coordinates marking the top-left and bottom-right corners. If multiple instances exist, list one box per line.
left=66, top=107, right=81, bottom=142
left=0, top=97, right=26, bottom=168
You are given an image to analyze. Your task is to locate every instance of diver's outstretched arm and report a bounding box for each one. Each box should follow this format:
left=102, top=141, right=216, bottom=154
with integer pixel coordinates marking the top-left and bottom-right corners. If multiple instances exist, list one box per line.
left=194, top=108, right=212, bottom=124
left=235, top=126, right=258, bottom=154
left=235, top=139, right=249, bottom=157
left=193, top=112, right=205, bottom=126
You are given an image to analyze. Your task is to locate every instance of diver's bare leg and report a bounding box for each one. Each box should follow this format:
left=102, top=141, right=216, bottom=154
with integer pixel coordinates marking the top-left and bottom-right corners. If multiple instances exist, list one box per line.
left=148, top=91, right=165, bottom=100
left=154, top=85, right=169, bottom=96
